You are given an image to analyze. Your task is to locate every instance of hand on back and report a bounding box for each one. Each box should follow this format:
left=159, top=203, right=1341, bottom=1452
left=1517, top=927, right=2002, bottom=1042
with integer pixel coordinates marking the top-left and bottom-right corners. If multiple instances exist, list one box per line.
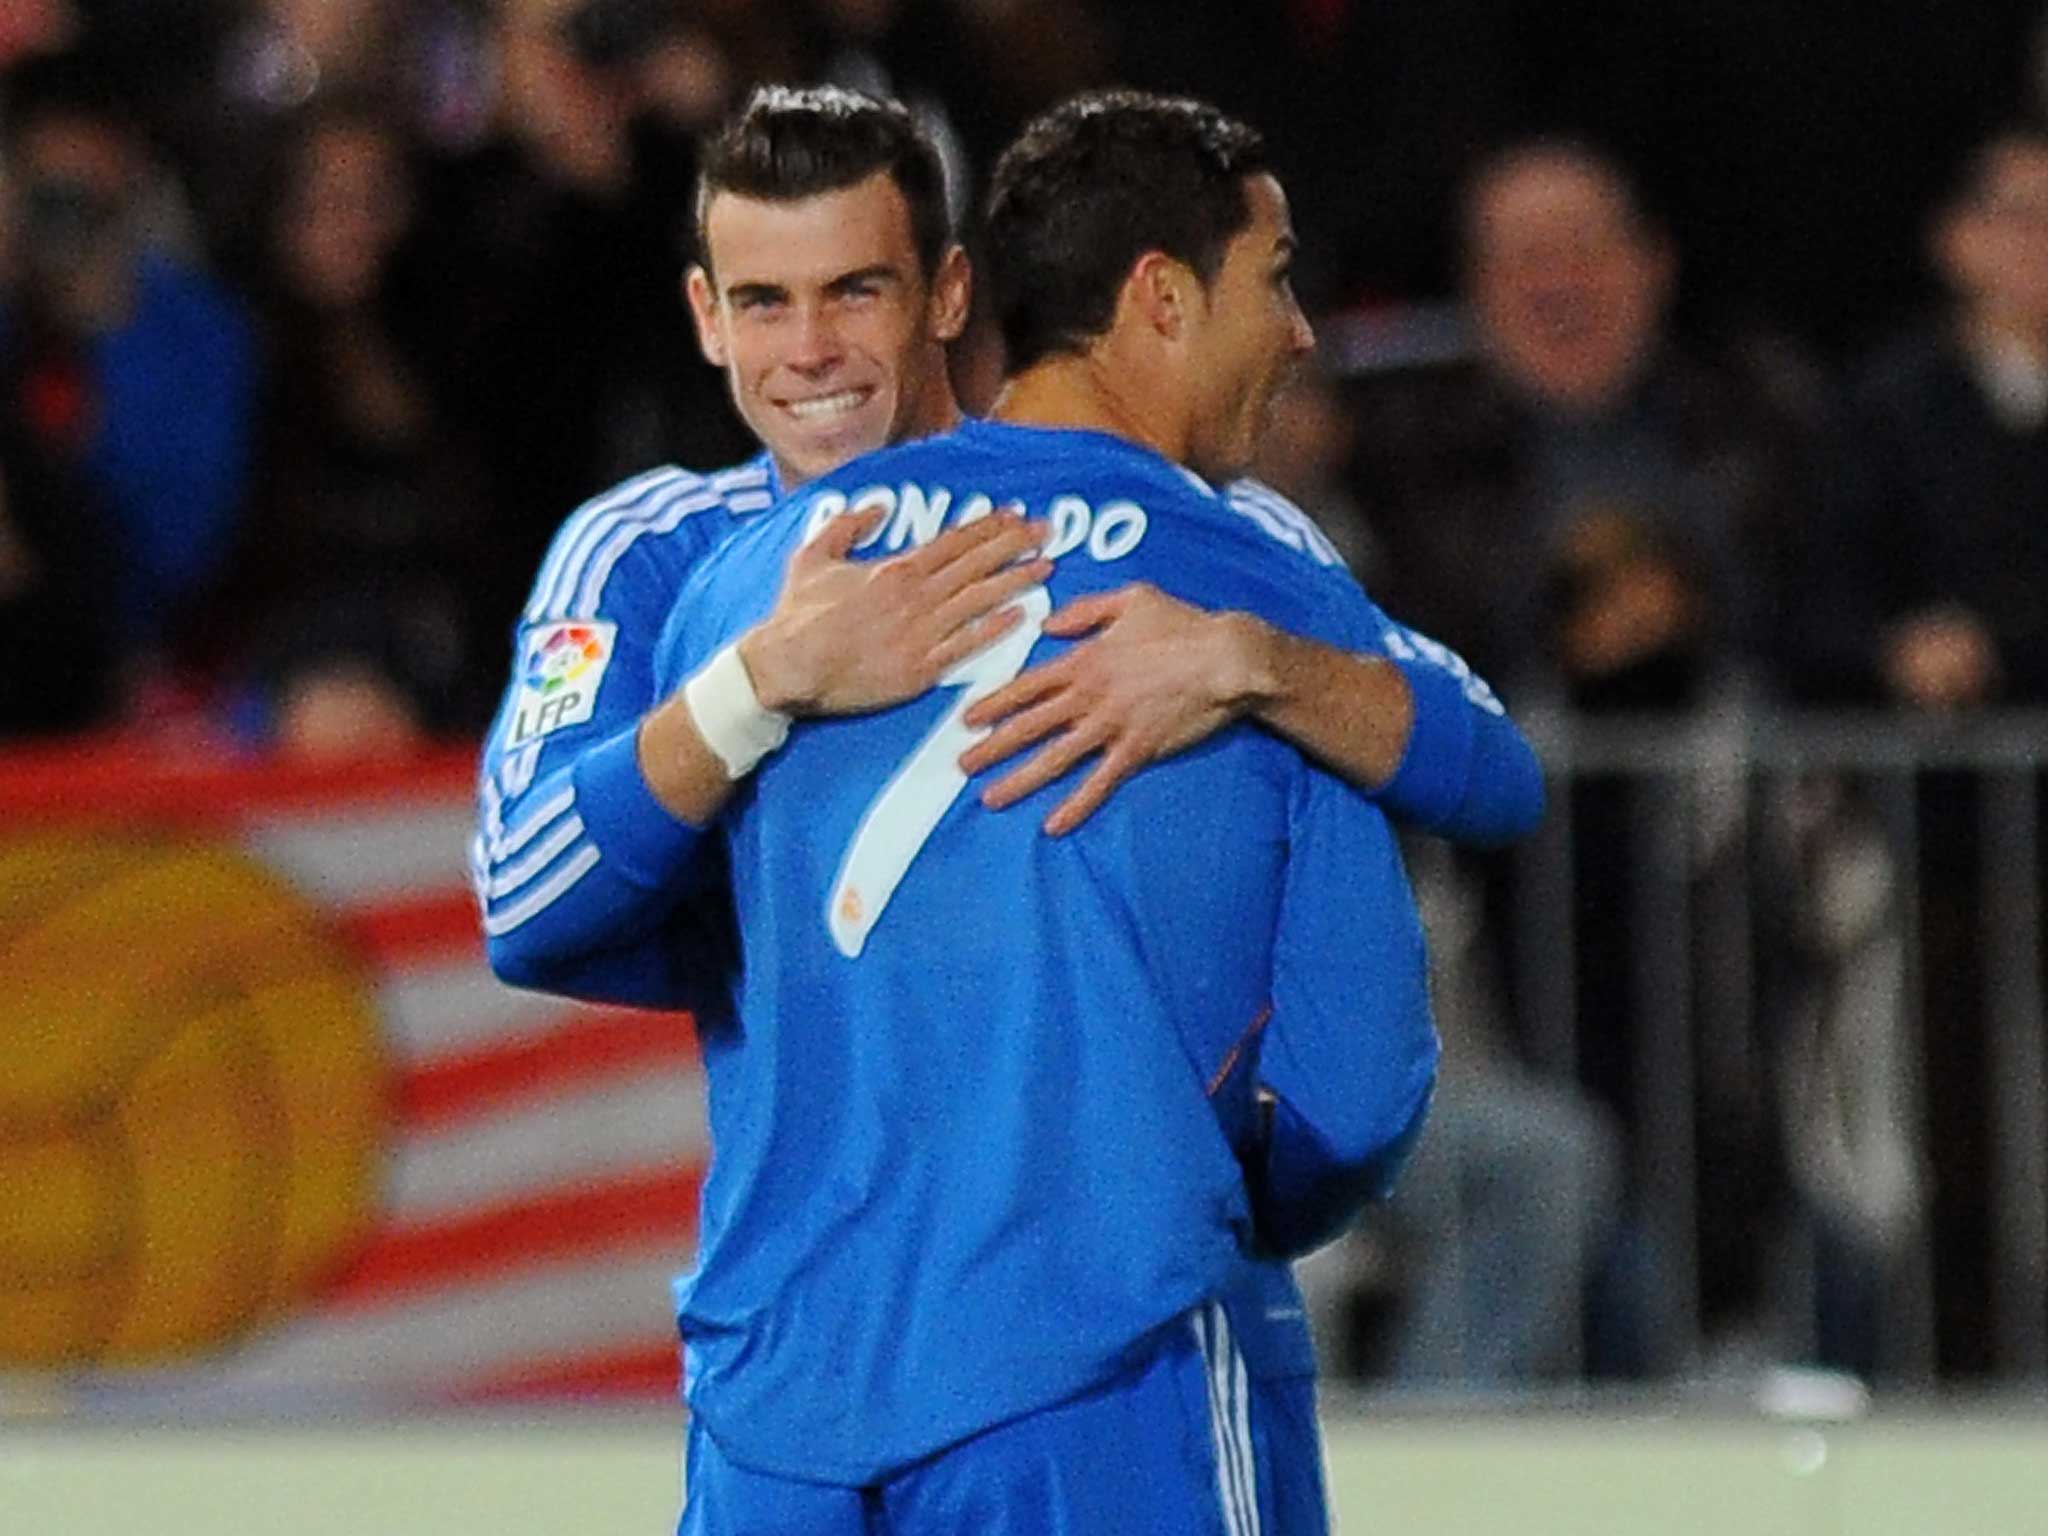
left=742, top=508, right=1052, bottom=715
left=961, top=582, right=1263, bottom=835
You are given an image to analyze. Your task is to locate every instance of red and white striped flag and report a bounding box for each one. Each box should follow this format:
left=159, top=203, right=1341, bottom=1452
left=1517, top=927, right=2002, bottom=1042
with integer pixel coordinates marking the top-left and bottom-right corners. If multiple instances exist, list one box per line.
left=0, top=742, right=705, bottom=1407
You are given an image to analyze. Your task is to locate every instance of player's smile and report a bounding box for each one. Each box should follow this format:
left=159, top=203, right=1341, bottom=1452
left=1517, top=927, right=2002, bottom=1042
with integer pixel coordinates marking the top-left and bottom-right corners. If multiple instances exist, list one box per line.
left=767, top=376, right=895, bottom=469
left=782, top=387, right=875, bottom=421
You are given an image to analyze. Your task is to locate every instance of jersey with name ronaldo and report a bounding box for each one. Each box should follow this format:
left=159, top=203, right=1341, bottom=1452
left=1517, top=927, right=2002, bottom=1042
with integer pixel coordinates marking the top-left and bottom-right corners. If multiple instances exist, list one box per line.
left=654, top=418, right=1434, bottom=1484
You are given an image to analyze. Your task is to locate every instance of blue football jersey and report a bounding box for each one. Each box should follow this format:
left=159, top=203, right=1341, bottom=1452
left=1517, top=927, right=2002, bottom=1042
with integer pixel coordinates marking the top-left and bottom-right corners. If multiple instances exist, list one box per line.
left=651, top=419, right=1438, bottom=1483
left=473, top=457, right=780, bottom=1003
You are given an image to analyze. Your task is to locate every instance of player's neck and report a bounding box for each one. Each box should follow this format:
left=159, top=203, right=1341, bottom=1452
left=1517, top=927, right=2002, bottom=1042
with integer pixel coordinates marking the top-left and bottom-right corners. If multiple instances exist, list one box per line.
left=990, top=353, right=1188, bottom=465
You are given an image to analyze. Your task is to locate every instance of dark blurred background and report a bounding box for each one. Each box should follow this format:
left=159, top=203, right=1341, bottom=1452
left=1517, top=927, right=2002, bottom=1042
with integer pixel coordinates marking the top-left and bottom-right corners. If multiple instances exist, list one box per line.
left=5, top=0, right=2048, bottom=1398
left=1, top=0, right=2041, bottom=746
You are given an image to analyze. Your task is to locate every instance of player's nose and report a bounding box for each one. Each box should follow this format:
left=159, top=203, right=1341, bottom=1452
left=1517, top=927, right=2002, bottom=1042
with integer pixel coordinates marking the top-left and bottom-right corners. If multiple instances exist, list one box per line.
left=786, top=305, right=846, bottom=373
left=1289, top=304, right=1316, bottom=356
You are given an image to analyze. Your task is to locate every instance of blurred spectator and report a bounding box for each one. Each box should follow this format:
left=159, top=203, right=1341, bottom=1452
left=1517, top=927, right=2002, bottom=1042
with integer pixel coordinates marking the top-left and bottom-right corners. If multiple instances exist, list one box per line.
left=1794, top=120, right=2048, bottom=1376
left=0, top=404, right=118, bottom=739
left=0, top=50, right=258, bottom=678
left=0, top=0, right=78, bottom=70
left=202, top=0, right=494, bottom=226
left=791, top=0, right=1108, bottom=227
left=1796, top=123, right=2048, bottom=711
left=1352, top=137, right=1813, bottom=708
left=414, top=0, right=752, bottom=639
left=1246, top=357, right=1614, bottom=1382
left=49, top=3, right=245, bottom=243
left=1248, top=362, right=1625, bottom=1389
left=1345, top=137, right=1843, bottom=1373
left=1106, top=0, right=1519, bottom=310
left=227, top=0, right=417, bottom=105
left=198, top=99, right=494, bottom=757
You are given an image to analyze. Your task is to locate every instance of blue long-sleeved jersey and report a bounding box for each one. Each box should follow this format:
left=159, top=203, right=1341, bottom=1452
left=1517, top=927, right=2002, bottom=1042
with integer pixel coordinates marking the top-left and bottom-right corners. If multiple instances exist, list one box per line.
left=472, top=443, right=1542, bottom=1413
left=473, top=456, right=1539, bottom=996
left=630, top=419, right=1437, bottom=1481
left=474, top=458, right=779, bottom=1006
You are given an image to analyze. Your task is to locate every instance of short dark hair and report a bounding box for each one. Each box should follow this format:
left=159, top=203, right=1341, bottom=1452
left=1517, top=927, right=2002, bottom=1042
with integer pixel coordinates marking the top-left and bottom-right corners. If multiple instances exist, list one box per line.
left=983, top=90, right=1271, bottom=370
left=1939, top=117, right=2048, bottom=219
left=694, top=85, right=950, bottom=278
left=1459, top=134, right=1667, bottom=253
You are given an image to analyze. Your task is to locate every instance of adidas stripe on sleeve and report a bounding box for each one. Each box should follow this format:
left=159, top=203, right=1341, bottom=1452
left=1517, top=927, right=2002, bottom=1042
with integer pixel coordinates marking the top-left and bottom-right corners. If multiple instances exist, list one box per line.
left=473, top=459, right=773, bottom=1000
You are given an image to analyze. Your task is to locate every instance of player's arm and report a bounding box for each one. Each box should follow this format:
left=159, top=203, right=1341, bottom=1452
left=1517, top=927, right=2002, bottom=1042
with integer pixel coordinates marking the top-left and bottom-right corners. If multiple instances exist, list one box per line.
left=637, top=509, right=1052, bottom=821
left=474, top=477, right=736, bottom=1002
left=480, top=705, right=733, bottom=1003
left=480, top=504, right=1047, bottom=997
left=1238, top=770, right=1440, bottom=1259
left=962, top=581, right=1544, bottom=844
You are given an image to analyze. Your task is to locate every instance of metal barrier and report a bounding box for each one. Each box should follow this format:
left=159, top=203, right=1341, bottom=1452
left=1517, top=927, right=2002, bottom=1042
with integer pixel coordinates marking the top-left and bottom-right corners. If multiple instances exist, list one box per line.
left=4, top=721, right=2038, bottom=1397
left=1474, top=705, right=2048, bottom=1385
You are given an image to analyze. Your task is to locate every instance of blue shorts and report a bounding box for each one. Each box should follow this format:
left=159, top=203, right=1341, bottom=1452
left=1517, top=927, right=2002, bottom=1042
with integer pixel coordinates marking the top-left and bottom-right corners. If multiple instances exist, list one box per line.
left=1247, top=1372, right=1328, bottom=1536
left=679, top=1301, right=1327, bottom=1536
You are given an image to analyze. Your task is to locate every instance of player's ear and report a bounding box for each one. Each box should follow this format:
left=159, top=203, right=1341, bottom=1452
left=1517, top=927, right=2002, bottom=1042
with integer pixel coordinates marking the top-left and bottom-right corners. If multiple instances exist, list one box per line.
left=1122, top=251, right=1194, bottom=342
left=927, top=244, right=972, bottom=344
left=685, top=265, right=729, bottom=367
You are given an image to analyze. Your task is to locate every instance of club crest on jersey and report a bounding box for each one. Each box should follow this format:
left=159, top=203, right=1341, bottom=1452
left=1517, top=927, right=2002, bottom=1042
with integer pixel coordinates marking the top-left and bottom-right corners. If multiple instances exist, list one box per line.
left=505, top=620, right=617, bottom=747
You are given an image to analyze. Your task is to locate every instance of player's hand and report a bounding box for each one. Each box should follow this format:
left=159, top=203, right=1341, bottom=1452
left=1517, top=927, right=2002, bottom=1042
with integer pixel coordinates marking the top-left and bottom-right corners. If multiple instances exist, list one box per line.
left=740, top=506, right=1052, bottom=716
left=960, top=584, right=1268, bottom=835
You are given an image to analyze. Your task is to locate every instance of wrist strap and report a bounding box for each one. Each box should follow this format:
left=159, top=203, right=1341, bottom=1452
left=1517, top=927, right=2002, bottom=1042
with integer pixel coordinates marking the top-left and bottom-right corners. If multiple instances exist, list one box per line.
left=684, top=643, right=791, bottom=781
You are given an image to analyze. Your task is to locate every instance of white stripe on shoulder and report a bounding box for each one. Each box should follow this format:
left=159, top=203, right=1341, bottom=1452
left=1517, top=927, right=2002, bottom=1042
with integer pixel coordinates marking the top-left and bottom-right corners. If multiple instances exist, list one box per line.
left=1226, top=481, right=1292, bottom=519
left=568, top=483, right=729, bottom=619
left=543, top=474, right=723, bottom=621
left=1225, top=484, right=1305, bottom=551
left=1225, top=480, right=1342, bottom=568
left=482, top=843, right=603, bottom=937
left=529, top=467, right=698, bottom=622
left=711, top=462, right=772, bottom=493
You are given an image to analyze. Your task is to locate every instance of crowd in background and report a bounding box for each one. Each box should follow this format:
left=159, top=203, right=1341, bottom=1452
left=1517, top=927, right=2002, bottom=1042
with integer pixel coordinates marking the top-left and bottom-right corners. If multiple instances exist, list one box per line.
left=2, top=0, right=2044, bottom=752
left=5, top=0, right=2048, bottom=1391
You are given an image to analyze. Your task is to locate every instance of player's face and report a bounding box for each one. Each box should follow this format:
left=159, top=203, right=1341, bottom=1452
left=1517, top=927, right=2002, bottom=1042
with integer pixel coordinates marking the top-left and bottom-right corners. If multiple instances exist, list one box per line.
left=688, top=172, right=969, bottom=488
left=1184, top=174, right=1317, bottom=482
left=1467, top=154, right=1672, bottom=413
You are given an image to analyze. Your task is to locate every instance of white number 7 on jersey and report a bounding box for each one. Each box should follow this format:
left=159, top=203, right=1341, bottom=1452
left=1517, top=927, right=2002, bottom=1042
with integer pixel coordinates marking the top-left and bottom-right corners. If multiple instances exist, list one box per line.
left=827, top=586, right=1052, bottom=958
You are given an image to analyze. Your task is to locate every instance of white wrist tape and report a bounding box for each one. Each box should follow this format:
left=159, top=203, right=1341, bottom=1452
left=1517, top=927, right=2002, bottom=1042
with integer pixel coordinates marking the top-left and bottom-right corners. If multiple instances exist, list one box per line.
left=684, top=643, right=791, bottom=781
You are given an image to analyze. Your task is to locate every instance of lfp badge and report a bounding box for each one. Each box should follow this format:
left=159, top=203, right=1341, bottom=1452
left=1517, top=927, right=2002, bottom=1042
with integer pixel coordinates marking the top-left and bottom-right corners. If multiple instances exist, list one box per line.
left=505, top=621, right=617, bottom=747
